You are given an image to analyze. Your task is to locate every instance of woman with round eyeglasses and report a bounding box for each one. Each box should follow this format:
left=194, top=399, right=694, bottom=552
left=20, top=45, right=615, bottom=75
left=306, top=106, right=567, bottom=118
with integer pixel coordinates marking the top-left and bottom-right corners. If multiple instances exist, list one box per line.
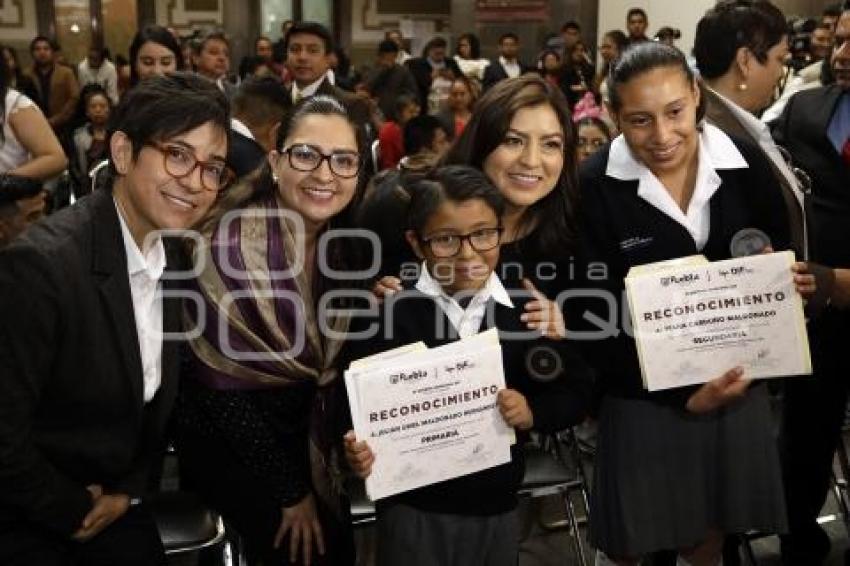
left=176, top=95, right=364, bottom=566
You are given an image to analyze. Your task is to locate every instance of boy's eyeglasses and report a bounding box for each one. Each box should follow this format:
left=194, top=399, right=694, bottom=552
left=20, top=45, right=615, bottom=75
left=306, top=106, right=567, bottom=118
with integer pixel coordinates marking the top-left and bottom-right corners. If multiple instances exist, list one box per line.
left=147, top=142, right=234, bottom=192
left=420, top=227, right=503, bottom=258
left=280, top=143, right=362, bottom=179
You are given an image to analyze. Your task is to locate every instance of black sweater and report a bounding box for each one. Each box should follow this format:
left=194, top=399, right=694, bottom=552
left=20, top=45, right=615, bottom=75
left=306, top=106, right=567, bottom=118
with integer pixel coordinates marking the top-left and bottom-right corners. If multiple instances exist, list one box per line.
left=573, top=136, right=791, bottom=408
left=341, top=276, right=592, bottom=515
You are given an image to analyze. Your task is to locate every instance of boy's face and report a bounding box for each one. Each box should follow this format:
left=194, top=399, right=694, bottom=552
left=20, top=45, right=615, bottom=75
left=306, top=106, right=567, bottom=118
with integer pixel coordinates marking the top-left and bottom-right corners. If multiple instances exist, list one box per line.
left=407, top=198, right=501, bottom=296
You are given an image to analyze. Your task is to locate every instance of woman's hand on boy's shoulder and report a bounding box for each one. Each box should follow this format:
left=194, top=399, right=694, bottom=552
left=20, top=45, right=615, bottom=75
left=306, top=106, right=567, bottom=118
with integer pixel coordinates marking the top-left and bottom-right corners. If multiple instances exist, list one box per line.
left=519, top=279, right=566, bottom=340
left=497, top=389, right=534, bottom=431
left=343, top=431, right=375, bottom=479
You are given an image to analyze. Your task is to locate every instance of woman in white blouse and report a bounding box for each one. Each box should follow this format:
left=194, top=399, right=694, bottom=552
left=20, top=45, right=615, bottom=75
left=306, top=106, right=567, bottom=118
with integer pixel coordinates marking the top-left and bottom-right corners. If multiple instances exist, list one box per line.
left=453, top=33, right=490, bottom=83
left=0, top=53, right=66, bottom=180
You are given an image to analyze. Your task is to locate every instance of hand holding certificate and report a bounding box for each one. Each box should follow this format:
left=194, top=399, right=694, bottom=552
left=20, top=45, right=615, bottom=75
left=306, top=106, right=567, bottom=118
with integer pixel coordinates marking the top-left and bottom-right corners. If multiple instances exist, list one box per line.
left=344, top=329, right=515, bottom=500
left=625, top=251, right=812, bottom=392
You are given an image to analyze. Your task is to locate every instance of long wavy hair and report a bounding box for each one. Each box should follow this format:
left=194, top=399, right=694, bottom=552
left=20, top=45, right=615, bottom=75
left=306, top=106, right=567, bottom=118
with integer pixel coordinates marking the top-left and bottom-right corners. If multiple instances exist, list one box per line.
left=443, top=74, right=579, bottom=260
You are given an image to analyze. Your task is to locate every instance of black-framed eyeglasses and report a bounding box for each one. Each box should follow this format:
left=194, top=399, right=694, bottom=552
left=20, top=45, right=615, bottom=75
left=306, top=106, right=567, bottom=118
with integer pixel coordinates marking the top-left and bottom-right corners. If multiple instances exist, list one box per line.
left=147, top=142, right=234, bottom=192
left=420, top=227, right=503, bottom=258
left=281, top=143, right=362, bottom=179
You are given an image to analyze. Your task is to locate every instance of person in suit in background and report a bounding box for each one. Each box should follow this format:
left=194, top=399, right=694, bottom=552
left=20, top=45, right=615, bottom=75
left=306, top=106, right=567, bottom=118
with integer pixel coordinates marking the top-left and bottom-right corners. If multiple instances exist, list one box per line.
left=406, top=37, right=463, bottom=115
left=25, top=36, right=78, bottom=134
left=771, top=8, right=850, bottom=564
left=0, top=73, right=230, bottom=566
left=483, top=33, right=531, bottom=91
left=228, top=76, right=291, bottom=179
left=193, top=30, right=235, bottom=99
left=366, top=39, right=419, bottom=122
left=283, top=21, right=370, bottom=130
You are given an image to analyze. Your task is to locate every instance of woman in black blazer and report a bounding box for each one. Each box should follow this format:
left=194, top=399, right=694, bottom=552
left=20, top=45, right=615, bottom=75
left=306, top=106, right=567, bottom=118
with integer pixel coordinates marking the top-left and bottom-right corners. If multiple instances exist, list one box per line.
left=576, top=42, right=814, bottom=564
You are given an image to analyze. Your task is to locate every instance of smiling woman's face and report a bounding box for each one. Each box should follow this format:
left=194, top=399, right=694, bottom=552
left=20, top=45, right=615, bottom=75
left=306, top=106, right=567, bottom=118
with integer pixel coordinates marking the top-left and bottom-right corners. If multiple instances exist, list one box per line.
left=482, top=103, right=565, bottom=213
left=613, top=65, right=700, bottom=177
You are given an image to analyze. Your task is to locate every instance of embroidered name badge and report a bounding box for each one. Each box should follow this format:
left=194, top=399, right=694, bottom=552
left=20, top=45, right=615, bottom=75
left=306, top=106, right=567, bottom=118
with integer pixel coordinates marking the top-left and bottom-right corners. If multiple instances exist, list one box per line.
left=619, top=236, right=654, bottom=251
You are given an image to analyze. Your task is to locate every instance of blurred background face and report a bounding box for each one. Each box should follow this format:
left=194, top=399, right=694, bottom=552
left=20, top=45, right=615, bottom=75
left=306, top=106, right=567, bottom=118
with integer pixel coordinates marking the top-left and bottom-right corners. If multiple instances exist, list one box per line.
left=576, top=121, right=610, bottom=162
left=136, top=41, right=177, bottom=81
left=600, top=35, right=620, bottom=62
left=811, top=27, right=833, bottom=61
left=543, top=53, right=560, bottom=73
left=399, top=102, right=420, bottom=125
left=88, top=48, right=104, bottom=68
left=499, top=37, right=519, bottom=60
left=195, top=38, right=230, bottom=79
left=562, top=27, right=581, bottom=50
left=738, top=38, right=788, bottom=112
left=832, top=13, right=850, bottom=89
left=2, top=48, right=14, bottom=72
left=457, top=38, right=472, bottom=59
left=32, top=41, right=53, bottom=65
left=255, top=38, right=273, bottom=61
left=448, top=80, right=473, bottom=111
left=628, top=14, right=648, bottom=38
left=85, top=93, right=110, bottom=126
left=428, top=45, right=446, bottom=63
left=387, top=31, right=404, bottom=49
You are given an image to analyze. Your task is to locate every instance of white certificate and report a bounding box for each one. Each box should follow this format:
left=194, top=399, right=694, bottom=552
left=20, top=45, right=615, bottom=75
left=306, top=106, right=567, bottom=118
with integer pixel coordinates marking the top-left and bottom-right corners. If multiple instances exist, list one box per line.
left=345, top=333, right=514, bottom=500
left=625, top=251, right=811, bottom=391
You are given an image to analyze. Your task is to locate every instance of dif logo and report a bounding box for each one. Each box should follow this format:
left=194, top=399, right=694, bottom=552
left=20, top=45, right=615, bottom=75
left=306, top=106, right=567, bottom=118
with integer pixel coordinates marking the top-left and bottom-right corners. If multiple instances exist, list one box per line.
left=389, top=369, right=427, bottom=385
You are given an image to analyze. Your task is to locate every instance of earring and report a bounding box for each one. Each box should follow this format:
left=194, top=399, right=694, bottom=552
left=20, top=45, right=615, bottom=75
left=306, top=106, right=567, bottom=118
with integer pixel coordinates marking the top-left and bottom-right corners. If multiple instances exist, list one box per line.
left=737, top=82, right=748, bottom=91
left=272, top=172, right=279, bottom=183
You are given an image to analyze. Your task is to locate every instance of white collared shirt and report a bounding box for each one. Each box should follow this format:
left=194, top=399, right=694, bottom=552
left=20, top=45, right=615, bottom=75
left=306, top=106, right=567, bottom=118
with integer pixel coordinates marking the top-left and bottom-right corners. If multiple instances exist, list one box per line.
left=291, top=72, right=328, bottom=103
left=230, top=117, right=254, bottom=139
left=499, top=56, right=521, bottom=78
left=606, top=122, right=748, bottom=251
left=709, top=87, right=803, bottom=207
left=415, top=263, right=514, bottom=338
left=115, top=200, right=166, bottom=403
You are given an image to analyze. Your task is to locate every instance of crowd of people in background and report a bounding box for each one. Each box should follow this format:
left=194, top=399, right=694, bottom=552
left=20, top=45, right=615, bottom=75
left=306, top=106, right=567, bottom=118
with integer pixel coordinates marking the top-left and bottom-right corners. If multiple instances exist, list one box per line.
left=1, top=1, right=850, bottom=565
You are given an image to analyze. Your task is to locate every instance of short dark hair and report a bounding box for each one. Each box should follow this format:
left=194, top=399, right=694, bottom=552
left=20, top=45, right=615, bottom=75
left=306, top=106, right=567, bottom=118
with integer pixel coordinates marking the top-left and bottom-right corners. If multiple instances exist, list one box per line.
left=391, top=93, right=420, bottom=122
left=405, top=165, right=505, bottom=236
left=422, top=36, right=448, bottom=57
left=824, top=3, right=843, bottom=18
left=107, top=72, right=229, bottom=179
left=603, top=29, right=630, bottom=52
left=196, top=30, right=230, bottom=54
left=561, top=21, right=581, bottom=33
left=693, top=0, right=787, bottom=80
left=627, top=8, right=648, bottom=21
left=455, top=33, right=481, bottom=59
left=607, top=42, right=706, bottom=122
left=499, top=32, right=520, bottom=44
left=0, top=174, right=42, bottom=208
left=284, top=21, right=334, bottom=55
left=378, top=39, right=399, bottom=54
left=404, top=115, right=449, bottom=155
left=128, top=25, right=183, bottom=86
left=232, top=76, right=290, bottom=127
left=575, top=116, right=613, bottom=141
left=29, top=36, right=52, bottom=53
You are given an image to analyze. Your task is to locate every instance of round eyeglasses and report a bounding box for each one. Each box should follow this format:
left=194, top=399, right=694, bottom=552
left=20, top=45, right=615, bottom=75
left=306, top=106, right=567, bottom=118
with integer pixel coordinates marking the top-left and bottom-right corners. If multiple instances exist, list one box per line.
left=281, top=143, right=362, bottom=179
left=420, top=228, right=503, bottom=258
left=147, top=142, right=234, bottom=192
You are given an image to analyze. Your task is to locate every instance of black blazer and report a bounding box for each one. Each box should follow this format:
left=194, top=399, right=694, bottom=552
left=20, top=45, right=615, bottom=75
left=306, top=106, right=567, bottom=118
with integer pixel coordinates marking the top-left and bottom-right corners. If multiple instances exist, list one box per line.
left=772, top=84, right=850, bottom=269
left=482, top=58, right=531, bottom=90
left=704, top=87, right=835, bottom=314
left=0, top=189, right=182, bottom=536
left=341, top=278, right=592, bottom=515
left=575, top=135, right=791, bottom=407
